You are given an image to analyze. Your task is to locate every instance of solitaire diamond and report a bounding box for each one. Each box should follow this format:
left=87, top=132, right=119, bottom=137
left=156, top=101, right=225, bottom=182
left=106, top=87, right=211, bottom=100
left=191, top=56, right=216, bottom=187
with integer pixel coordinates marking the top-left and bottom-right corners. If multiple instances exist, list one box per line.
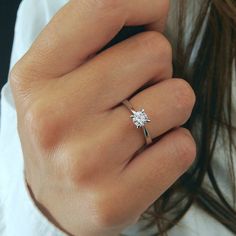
left=131, top=109, right=150, bottom=128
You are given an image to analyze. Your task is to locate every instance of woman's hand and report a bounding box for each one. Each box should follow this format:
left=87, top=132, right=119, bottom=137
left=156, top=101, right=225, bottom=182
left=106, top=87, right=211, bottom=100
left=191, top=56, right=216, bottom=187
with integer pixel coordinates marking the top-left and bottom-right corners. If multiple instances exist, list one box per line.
left=9, top=1, right=196, bottom=235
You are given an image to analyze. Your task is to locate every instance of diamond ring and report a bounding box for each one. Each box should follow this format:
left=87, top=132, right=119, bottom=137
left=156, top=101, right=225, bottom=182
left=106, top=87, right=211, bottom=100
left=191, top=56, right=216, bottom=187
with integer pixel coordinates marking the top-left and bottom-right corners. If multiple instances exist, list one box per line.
left=122, top=99, right=152, bottom=145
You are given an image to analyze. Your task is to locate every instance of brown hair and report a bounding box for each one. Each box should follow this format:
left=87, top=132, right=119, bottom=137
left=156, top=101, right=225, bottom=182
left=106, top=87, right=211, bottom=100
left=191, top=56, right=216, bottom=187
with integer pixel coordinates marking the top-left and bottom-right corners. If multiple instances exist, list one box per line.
left=137, top=0, right=236, bottom=235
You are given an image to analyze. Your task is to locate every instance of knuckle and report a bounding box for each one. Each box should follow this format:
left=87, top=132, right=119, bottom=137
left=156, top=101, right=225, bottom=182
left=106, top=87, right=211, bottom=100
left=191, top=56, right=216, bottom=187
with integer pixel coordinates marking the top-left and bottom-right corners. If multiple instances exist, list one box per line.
left=172, top=79, right=196, bottom=117
left=174, top=128, right=197, bottom=170
left=138, top=31, right=172, bottom=64
left=24, top=103, right=61, bottom=151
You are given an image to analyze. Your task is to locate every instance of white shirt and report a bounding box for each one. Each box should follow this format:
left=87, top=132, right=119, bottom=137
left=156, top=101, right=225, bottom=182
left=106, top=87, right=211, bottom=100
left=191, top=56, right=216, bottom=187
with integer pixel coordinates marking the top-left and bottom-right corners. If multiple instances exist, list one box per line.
left=0, top=0, right=235, bottom=235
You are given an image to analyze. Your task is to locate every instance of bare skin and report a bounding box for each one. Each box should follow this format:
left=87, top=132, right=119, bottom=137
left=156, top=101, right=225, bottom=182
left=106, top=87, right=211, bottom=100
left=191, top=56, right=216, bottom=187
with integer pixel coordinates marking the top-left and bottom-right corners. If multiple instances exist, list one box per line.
left=9, top=0, right=196, bottom=235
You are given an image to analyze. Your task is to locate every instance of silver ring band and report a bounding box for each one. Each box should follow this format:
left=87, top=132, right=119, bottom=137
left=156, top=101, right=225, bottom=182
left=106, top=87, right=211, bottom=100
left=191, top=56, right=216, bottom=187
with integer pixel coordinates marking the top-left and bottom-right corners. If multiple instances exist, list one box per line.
left=122, top=99, right=152, bottom=145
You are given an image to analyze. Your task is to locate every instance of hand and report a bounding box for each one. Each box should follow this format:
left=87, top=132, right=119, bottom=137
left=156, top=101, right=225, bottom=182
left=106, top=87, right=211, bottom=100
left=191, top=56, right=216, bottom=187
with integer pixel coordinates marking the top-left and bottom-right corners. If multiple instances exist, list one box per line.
left=10, top=0, right=196, bottom=235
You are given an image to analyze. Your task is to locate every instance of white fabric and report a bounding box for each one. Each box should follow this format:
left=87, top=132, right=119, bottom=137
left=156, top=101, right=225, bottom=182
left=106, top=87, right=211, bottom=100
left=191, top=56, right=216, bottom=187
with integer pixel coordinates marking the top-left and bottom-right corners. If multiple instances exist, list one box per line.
left=0, top=0, right=235, bottom=235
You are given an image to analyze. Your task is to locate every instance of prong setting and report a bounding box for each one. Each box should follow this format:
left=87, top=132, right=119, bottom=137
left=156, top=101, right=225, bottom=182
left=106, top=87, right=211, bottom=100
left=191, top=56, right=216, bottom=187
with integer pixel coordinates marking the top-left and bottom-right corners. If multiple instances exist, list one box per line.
left=130, top=109, right=151, bottom=128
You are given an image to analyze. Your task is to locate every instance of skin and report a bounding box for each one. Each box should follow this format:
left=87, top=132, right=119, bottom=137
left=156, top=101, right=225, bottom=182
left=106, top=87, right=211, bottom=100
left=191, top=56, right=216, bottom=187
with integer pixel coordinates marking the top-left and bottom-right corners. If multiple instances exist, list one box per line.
left=9, top=0, right=196, bottom=235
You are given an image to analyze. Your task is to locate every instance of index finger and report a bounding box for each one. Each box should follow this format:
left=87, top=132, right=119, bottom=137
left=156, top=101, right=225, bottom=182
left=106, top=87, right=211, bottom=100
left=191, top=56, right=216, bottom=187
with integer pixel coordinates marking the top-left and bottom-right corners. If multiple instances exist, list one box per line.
left=17, top=0, right=170, bottom=79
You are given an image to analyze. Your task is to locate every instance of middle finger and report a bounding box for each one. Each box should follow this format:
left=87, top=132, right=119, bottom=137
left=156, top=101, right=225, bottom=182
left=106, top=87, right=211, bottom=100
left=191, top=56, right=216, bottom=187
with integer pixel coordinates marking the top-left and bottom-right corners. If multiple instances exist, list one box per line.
left=61, top=31, right=172, bottom=111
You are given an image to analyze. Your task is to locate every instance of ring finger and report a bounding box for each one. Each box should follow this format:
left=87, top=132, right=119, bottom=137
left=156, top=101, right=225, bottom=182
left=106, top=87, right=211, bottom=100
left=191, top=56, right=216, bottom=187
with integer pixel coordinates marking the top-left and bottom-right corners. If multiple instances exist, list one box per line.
left=108, top=78, right=196, bottom=163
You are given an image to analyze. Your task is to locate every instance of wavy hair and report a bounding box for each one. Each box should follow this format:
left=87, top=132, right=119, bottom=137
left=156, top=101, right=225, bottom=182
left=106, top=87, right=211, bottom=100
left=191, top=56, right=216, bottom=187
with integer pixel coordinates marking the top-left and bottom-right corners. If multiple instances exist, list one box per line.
left=102, top=0, right=236, bottom=234
left=138, top=0, right=236, bottom=235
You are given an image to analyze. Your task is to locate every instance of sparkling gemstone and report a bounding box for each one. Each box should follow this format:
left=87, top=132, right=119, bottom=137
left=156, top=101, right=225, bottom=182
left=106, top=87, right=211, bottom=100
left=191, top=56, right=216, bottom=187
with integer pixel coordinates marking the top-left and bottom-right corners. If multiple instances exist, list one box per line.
left=131, top=109, right=150, bottom=128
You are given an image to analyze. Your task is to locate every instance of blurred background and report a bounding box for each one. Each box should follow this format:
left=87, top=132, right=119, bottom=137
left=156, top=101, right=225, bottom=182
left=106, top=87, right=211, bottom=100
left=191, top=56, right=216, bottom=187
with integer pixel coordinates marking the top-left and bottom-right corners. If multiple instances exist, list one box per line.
left=0, top=0, right=22, bottom=91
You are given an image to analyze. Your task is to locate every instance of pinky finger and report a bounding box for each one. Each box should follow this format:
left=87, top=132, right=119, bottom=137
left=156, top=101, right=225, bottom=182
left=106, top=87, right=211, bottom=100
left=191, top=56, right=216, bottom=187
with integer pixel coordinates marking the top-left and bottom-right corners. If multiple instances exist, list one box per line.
left=120, top=128, right=196, bottom=214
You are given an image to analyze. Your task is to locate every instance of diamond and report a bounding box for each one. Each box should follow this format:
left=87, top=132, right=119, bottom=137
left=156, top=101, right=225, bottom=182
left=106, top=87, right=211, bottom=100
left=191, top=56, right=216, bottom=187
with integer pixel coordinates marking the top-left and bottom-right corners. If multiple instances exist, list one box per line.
left=130, top=109, right=150, bottom=128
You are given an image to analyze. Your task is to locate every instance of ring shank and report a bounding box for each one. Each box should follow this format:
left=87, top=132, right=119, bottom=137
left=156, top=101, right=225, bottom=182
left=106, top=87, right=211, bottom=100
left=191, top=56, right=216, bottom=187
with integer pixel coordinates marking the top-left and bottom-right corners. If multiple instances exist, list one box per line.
left=142, top=126, right=152, bottom=145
